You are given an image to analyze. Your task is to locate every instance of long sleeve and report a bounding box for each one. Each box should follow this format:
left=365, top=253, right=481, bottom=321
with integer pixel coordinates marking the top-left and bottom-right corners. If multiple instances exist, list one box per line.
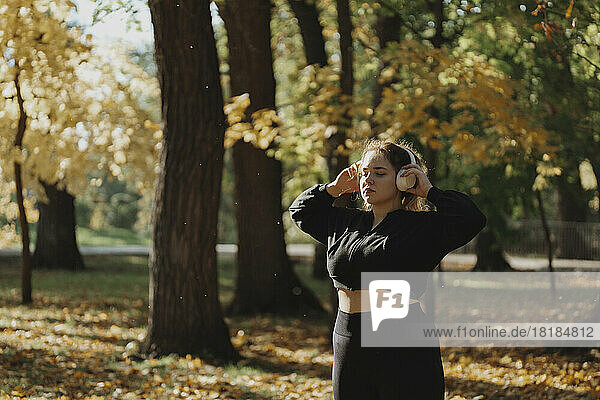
left=289, top=183, right=340, bottom=245
left=426, top=186, right=487, bottom=255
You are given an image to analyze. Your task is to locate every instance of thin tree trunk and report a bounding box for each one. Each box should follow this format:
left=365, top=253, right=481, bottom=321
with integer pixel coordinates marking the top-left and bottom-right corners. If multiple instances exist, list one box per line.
left=32, top=181, right=84, bottom=270
left=288, top=0, right=328, bottom=67
left=370, top=13, right=401, bottom=137
left=336, top=0, right=353, bottom=116
left=14, top=73, right=31, bottom=304
left=430, top=0, right=445, bottom=49
left=221, top=0, right=324, bottom=316
left=288, top=0, right=330, bottom=280
left=536, top=189, right=556, bottom=297
left=536, top=189, right=554, bottom=271
left=143, top=0, right=237, bottom=360
left=422, top=0, right=447, bottom=185
left=330, top=0, right=352, bottom=197
left=323, top=0, right=355, bottom=340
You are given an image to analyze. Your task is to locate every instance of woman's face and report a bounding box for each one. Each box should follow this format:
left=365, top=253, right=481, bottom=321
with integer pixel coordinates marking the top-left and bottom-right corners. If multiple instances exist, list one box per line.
left=359, top=150, right=400, bottom=208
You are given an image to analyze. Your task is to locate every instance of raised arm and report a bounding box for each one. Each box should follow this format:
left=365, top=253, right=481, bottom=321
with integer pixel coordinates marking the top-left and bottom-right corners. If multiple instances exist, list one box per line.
left=426, top=186, right=487, bottom=255
left=290, top=162, right=362, bottom=245
left=288, top=183, right=341, bottom=245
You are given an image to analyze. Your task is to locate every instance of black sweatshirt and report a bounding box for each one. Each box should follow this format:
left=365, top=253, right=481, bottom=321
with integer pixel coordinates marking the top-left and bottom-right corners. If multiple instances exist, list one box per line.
left=289, top=184, right=486, bottom=291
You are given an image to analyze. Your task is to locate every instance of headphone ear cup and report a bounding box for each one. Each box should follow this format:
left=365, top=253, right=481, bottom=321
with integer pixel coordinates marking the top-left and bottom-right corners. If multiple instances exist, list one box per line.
left=396, top=169, right=417, bottom=191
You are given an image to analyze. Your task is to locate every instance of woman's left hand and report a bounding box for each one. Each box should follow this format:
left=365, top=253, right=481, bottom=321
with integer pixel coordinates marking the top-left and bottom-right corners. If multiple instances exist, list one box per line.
left=399, top=164, right=433, bottom=199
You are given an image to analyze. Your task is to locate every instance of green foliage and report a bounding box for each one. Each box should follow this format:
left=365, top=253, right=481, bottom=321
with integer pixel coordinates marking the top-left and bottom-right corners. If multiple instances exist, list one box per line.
left=76, top=226, right=150, bottom=246
left=73, top=171, right=142, bottom=231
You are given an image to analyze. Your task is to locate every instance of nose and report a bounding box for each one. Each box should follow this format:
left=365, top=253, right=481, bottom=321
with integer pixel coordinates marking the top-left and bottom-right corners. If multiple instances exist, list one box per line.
left=363, top=172, right=374, bottom=184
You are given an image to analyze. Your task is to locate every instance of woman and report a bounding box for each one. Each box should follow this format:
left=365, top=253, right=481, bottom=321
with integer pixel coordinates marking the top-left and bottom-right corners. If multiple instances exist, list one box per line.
left=289, top=138, right=486, bottom=399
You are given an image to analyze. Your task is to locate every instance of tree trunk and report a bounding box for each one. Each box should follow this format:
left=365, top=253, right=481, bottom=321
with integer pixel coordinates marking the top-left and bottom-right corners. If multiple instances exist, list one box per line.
left=535, top=189, right=556, bottom=297
left=288, top=0, right=328, bottom=67
left=336, top=0, right=353, bottom=111
left=14, top=73, right=32, bottom=304
left=473, top=229, right=513, bottom=272
left=288, top=0, right=330, bottom=280
left=323, top=0, right=355, bottom=340
left=430, top=0, right=445, bottom=49
left=221, top=0, right=324, bottom=316
left=535, top=189, right=554, bottom=271
left=422, top=0, right=447, bottom=186
left=32, top=181, right=84, bottom=270
left=370, top=13, right=401, bottom=137
left=142, top=0, right=237, bottom=360
left=329, top=0, right=352, bottom=199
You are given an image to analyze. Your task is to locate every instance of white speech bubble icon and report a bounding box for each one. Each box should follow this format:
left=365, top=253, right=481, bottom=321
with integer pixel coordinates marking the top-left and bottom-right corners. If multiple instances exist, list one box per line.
left=369, top=280, right=411, bottom=331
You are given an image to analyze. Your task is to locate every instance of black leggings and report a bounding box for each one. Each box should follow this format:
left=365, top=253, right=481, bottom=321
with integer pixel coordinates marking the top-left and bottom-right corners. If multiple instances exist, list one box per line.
left=332, top=309, right=445, bottom=400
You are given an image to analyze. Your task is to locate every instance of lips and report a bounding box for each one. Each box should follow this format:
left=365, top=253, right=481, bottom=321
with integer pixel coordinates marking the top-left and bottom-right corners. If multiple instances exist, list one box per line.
left=364, top=188, right=375, bottom=194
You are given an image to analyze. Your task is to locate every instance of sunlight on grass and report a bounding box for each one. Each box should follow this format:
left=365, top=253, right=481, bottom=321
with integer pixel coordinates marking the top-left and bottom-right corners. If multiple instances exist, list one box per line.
left=76, top=227, right=151, bottom=247
left=3, top=226, right=152, bottom=250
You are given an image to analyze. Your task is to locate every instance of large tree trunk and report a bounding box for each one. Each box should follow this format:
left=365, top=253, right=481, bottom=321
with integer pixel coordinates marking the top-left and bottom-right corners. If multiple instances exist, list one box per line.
left=14, top=73, right=32, bottom=305
left=221, top=0, right=324, bottom=316
left=142, top=0, right=237, bottom=360
left=32, top=181, right=84, bottom=270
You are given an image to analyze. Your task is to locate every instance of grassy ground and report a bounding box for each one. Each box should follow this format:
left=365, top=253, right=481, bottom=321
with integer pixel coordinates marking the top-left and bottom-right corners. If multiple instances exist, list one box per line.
left=1, top=257, right=599, bottom=399
left=5, top=226, right=151, bottom=249
left=76, top=227, right=151, bottom=247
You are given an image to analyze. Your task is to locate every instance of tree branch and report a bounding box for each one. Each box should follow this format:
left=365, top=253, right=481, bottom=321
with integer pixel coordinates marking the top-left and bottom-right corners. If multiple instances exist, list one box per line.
left=573, top=51, right=600, bottom=72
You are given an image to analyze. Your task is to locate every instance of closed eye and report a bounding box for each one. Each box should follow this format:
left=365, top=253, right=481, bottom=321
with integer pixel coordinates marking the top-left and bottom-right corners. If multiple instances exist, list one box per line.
left=359, top=172, right=385, bottom=177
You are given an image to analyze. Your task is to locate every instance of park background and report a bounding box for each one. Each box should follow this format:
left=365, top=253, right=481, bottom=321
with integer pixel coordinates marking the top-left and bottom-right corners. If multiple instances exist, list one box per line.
left=1, top=0, right=599, bottom=398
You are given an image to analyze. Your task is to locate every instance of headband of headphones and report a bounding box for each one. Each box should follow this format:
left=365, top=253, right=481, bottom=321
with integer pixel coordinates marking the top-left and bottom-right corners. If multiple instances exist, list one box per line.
left=404, top=147, right=416, bottom=165
left=395, top=144, right=416, bottom=166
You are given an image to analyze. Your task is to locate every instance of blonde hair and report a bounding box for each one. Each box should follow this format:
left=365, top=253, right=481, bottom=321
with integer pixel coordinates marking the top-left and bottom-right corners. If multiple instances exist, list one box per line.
left=358, top=138, right=430, bottom=212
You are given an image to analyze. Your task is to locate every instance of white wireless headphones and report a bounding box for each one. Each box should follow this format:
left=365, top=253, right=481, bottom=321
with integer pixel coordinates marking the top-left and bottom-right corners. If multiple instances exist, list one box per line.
left=396, top=147, right=418, bottom=191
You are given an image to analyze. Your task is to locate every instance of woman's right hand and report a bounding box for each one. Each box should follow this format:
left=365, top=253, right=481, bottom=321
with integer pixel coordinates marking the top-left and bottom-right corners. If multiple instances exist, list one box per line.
left=326, top=161, right=361, bottom=197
